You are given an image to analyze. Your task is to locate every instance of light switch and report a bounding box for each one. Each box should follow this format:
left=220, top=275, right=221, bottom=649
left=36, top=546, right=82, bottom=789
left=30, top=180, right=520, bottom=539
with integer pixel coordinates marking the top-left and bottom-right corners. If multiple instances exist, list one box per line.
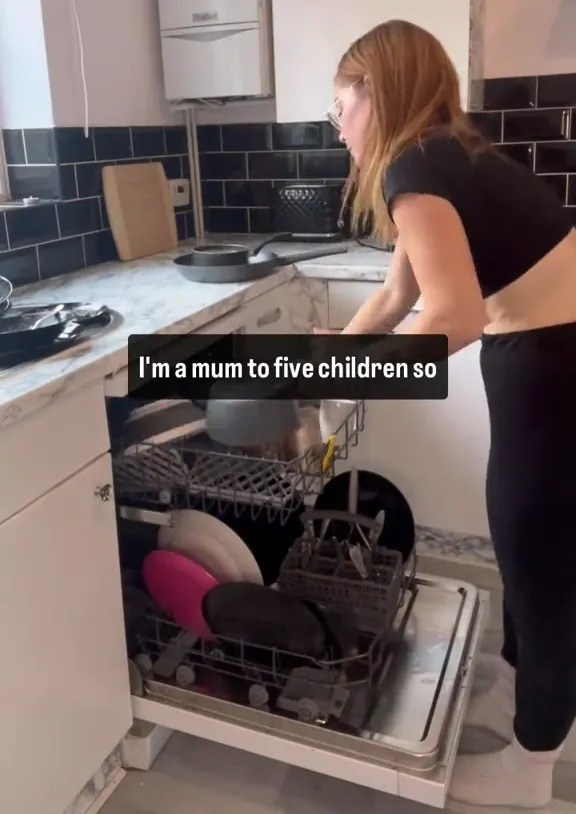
left=169, top=178, right=190, bottom=207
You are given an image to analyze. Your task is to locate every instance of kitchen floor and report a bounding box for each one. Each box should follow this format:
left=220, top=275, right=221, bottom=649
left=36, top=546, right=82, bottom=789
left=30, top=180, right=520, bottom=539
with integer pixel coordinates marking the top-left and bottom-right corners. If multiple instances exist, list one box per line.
left=100, top=731, right=576, bottom=814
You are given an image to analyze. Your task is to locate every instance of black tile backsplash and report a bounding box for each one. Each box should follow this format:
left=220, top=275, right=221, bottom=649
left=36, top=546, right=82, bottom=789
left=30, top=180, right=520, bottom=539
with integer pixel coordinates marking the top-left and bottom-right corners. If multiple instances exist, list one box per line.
left=204, top=206, right=249, bottom=233
left=0, top=246, right=39, bottom=287
left=540, top=174, right=568, bottom=203
left=197, top=119, right=349, bottom=232
left=196, top=75, right=576, bottom=235
left=38, top=236, right=86, bottom=280
left=59, top=165, right=78, bottom=200
left=57, top=198, right=102, bottom=238
left=299, top=150, right=349, bottom=179
left=75, top=161, right=105, bottom=198
left=247, top=151, right=298, bottom=179
left=0, top=216, right=8, bottom=252
left=537, top=74, right=576, bottom=108
left=469, top=111, right=502, bottom=141
left=83, top=229, right=118, bottom=267
left=496, top=142, right=535, bottom=169
left=200, top=151, right=246, bottom=180
left=24, top=129, right=57, bottom=164
left=6, top=205, right=59, bottom=249
left=471, top=73, right=576, bottom=232
left=93, top=127, right=133, bottom=161
left=1, top=124, right=193, bottom=287
left=568, top=175, right=576, bottom=206
left=225, top=180, right=273, bottom=207
left=272, top=123, right=324, bottom=151
left=3, top=130, right=26, bottom=164
left=202, top=181, right=224, bottom=207
left=535, top=141, right=576, bottom=174
left=55, top=127, right=95, bottom=163
left=482, top=77, right=537, bottom=110
left=8, top=165, right=61, bottom=200
left=502, top=108, right=569, bottom=142
left=222, top=123, right=272, bottom=152
left=131, top=126, right=166, bottom=158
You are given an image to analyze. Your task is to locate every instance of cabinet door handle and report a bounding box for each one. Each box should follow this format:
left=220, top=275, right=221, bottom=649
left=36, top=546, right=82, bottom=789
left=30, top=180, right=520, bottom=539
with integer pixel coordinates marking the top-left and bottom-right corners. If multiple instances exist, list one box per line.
left=95, top=483, right=113, bottom=502
left=256, top=307, right=282, bottom=328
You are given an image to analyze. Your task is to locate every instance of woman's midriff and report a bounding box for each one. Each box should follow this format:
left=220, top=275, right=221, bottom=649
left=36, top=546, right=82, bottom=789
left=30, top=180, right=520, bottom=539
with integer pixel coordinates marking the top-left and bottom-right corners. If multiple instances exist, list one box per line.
left=484, top=229, right=576, bottom=334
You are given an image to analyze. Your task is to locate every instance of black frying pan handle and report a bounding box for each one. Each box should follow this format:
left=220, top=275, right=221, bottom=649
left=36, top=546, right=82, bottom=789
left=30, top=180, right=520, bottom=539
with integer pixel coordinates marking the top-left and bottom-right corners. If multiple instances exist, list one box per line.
left=251, top=233, right=294, bottom=256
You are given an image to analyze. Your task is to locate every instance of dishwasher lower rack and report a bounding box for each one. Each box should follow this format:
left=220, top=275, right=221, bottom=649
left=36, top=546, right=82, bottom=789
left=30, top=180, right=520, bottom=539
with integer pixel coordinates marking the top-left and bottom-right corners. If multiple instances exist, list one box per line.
left=130, top=546, right=411, bottom=731
left=112, top=401, right=365, bottom=524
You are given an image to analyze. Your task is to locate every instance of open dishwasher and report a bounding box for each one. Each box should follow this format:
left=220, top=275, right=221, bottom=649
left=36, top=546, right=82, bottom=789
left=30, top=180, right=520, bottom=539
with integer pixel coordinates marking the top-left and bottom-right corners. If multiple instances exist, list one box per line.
left=111, top=397, right=486, bottom=809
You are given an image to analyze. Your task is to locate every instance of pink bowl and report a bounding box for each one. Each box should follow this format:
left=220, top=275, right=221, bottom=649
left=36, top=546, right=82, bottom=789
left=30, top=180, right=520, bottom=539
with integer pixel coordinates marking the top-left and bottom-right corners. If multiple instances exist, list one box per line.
left=142, top=549, right=217, bottom=639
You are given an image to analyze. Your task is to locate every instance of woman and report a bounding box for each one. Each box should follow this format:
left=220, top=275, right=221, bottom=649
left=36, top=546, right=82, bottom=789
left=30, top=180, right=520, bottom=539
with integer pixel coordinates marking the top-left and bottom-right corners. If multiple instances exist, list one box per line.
left=319, top=19, right=576, bottom=810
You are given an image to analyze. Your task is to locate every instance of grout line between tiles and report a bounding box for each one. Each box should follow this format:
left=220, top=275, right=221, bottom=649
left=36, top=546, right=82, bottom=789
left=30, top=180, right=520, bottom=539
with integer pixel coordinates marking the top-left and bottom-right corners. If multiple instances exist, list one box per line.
left=54, top=202, right=62, bottom=239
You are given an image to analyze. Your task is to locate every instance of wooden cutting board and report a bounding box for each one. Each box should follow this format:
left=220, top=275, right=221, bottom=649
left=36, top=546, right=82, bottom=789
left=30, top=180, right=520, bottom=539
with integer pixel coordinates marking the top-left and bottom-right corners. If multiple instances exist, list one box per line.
left=102, top=162, right=179, bottom=261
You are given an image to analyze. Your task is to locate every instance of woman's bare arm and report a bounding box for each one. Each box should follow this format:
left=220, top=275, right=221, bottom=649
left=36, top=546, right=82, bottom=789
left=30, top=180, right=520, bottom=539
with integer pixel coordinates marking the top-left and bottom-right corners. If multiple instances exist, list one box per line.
left=391, top=194, right=486, bottom=354
left=338, top=238, right=421, bottom=334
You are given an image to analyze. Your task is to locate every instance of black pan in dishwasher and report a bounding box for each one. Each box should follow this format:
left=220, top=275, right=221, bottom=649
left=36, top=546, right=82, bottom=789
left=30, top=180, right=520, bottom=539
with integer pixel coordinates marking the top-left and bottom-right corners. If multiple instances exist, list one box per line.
left=174, top=233, right=349, bottom=283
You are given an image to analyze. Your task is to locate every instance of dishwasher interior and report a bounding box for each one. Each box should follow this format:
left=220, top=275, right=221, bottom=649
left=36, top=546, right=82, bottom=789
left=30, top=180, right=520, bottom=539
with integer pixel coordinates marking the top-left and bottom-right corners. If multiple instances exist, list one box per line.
left=108, top=381, right=483, bottom=783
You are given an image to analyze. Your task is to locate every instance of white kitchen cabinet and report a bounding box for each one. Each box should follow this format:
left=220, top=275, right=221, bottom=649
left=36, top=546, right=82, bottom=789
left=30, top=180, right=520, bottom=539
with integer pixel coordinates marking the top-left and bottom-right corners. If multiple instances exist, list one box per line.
left=0, top=381, right=110, bottom=524
left=344, top=337, right=490, bottom=536
left=271, top=0, right=480, bottom=122
left=0, top=454, right=132, bottom=814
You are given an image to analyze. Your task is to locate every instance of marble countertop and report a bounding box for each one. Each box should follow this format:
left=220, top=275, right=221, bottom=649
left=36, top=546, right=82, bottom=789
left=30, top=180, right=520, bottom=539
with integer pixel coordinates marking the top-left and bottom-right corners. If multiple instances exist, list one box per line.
left=0, top=235, right=392, bottom=427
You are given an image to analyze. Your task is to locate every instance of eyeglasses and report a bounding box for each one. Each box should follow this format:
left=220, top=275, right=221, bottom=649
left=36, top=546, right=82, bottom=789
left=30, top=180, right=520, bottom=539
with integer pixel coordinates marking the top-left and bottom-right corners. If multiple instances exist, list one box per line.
left=325, top=101, right=343, bottom=130
left=325, top=79, right=364, bottom=131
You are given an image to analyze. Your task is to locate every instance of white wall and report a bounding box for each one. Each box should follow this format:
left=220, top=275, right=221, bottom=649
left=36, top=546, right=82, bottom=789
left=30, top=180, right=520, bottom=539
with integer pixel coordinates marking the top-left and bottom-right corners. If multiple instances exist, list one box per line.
left=197, top=0, right=576, bottom=125
left=0, top=0, right=54, bottom=128
left=2, top=0, right=576, bottom=130
left=483, top=0, right=576, bottom=78
left=41, top=0, right=181, bottom=127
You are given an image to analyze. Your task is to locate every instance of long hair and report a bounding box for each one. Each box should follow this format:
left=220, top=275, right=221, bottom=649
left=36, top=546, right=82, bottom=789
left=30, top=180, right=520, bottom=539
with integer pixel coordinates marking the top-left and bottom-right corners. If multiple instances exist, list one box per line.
left=336, top=19, right=489, bottom=242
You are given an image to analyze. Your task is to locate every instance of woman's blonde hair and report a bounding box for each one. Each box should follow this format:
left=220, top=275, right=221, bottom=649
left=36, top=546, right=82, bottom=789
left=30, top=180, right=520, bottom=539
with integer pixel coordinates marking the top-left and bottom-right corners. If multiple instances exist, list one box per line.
left=336, top=19, right=488, bottom=242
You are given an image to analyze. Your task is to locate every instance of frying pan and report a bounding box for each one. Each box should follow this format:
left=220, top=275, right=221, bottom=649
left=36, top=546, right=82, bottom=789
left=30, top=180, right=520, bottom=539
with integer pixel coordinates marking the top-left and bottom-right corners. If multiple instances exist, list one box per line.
left=0, top=276, right=12, bottom=315
left=174, top=233, right=349, bottom=283
left=202, top=582, right=327, bottom=658
left=0, top=310, right=78, bottom=353
left=0, top=305, right=111, bottom=356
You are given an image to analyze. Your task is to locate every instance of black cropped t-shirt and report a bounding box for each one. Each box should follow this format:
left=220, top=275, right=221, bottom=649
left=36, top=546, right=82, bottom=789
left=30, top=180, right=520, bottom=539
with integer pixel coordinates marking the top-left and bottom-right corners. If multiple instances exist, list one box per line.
left=384, top=136, right=573, bottom=298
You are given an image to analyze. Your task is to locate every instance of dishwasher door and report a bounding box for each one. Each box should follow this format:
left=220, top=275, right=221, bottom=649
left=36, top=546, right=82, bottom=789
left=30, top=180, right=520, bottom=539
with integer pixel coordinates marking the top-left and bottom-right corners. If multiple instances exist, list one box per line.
left=131, top=577, right=487, bottom=809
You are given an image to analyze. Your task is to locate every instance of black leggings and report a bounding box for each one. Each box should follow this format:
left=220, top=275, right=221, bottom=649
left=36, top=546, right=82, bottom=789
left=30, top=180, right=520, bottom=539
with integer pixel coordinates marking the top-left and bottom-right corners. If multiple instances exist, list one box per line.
left=481, top=321, right=576, bottom=752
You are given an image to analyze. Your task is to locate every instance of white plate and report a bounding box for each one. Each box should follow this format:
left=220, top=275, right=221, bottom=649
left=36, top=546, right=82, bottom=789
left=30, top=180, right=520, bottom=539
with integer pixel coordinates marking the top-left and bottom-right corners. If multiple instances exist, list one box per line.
left=158, top=510, right=263, bottom=585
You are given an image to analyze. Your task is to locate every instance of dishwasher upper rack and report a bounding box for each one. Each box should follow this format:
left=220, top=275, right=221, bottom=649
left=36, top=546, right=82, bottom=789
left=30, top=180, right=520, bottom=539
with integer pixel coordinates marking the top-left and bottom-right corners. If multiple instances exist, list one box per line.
left=112, top=400, right=365, bottom=524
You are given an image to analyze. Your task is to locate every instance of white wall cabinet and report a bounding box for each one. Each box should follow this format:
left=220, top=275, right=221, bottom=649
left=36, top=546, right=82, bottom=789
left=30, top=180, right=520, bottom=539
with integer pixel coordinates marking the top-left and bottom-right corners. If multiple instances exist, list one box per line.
left=0, top=454, right=132, bottom=814
left=271, top=0, right=478, bottom=122
left=327, top=280, right=490, bottom=536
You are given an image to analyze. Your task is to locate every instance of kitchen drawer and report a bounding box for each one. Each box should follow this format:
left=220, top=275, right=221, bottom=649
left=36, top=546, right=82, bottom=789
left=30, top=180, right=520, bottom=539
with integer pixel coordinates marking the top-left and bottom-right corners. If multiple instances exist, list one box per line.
left=328, top=281, right=382, bottom=329
left=131, top=581, right=487, bottom=808
left=0, top=380, right=109, bottom=524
